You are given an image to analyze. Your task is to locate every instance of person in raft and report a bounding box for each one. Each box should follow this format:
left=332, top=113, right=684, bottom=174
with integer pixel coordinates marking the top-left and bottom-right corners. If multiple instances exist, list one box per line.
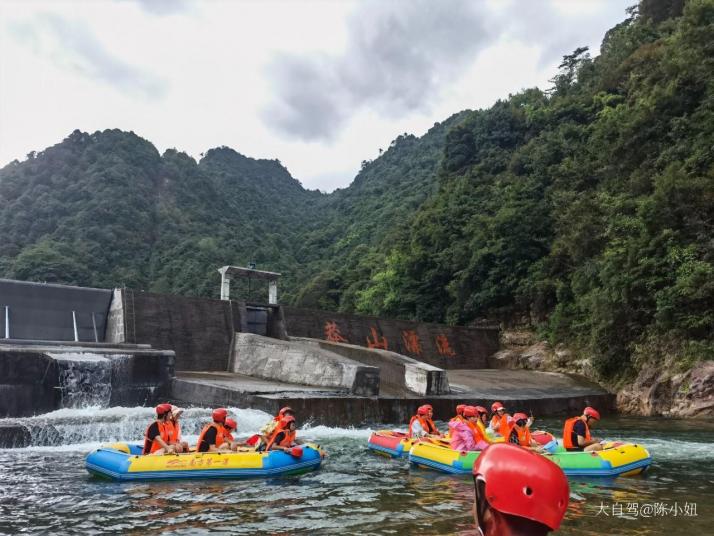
left=473, top=443, right=569, bottom=535
left=450, top=406, right=490, bottom=451
left=489, top=402, right=511, bottom=436
left=263, top=415, right=300, bottom=453
left=409, top=404, right=441, bottom=438
left=563, top=407, right=603, bottom=452
left=165, top=405, right=189, bottom=453
left=257, top=406, right=294, bottom=446
left=508, top=413, right=543, bottom=451
left=450, top=404, right=467, bottom=424
left=222, top=418, right=251, bottom=450
left=474, top=406, right=494, bottom=445
left=143, top=403, right=176, bottom=455
left=196, top=408, right=233, bottom=452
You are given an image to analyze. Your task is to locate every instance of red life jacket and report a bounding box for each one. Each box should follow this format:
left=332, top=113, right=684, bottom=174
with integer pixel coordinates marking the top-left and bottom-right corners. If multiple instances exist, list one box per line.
left=408, top=415, right=438, bottom=437
left=196, top=423, right=227, bottom=451
left=265, top=424, right=296, bottom=450
left=563, top=416, right=590, bottom=449
left=143, top=420, right=169, bottom=454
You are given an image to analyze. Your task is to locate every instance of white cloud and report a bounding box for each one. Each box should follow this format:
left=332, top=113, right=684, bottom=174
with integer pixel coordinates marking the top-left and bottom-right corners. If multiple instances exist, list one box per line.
left=0, top=0, right=631, bottom=191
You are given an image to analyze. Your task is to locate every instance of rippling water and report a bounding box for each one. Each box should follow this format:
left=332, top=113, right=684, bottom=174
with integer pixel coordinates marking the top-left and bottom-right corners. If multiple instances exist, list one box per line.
left=0, top=409, right=712, bottom=535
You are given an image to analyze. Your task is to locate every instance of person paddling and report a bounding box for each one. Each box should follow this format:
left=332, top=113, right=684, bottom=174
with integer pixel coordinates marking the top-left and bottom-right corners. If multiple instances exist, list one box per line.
left=563, top=407, right=603, bottom=452
left=408, top=404, right=440, bottom=439
left=196, top=408, right=232, bottom=452
left=143, top=403, right=175, bottom=455
left=473, top=443, right=569, bottom=535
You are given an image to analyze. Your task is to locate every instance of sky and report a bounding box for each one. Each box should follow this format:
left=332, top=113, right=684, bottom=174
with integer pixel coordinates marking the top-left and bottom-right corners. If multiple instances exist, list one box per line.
left=0, top=0, right=632, bottom=192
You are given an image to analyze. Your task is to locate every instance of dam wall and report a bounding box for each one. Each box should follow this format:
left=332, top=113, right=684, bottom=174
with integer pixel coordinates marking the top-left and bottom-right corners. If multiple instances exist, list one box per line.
left=0, top=342, right=174, bottom=417
left=282, top=306, right=499, bottom=369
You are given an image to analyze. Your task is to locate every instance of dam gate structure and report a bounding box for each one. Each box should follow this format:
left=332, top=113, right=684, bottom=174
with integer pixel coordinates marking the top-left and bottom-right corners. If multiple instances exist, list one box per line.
left=0, top=277, right=614, bottom=426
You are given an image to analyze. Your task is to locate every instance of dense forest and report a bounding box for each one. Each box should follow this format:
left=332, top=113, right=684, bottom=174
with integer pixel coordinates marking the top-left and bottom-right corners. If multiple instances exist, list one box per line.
left=1, top=0, right=711, bottom=382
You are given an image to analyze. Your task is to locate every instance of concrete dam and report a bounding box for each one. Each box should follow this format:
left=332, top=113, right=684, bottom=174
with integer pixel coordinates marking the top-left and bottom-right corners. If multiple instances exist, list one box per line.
left=0, top=274, right=613, bottom=439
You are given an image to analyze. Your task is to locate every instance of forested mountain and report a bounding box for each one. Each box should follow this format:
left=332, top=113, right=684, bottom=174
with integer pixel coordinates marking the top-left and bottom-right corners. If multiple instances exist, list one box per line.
left=1, top=0, right=711, bottom=382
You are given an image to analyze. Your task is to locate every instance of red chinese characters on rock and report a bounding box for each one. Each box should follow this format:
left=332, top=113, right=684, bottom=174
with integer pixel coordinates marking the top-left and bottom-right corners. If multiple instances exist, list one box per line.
left=324, top=321, right=348, bottom=343
left=401, top=330, right=422, bottom=355
left=366, top=327, right=388, bottom=350
left=435, top=334, right=456, bottom=357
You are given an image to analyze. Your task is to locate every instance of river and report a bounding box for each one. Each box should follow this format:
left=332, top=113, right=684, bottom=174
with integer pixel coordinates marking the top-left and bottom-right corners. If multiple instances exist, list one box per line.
left=0, top=408, right=711, bottom=535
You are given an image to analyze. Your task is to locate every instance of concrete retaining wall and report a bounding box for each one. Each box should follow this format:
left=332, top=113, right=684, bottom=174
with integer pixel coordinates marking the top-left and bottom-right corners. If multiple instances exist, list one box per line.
left=0, top=344, right=174, bottom=417
left=109, top=289, right=241, bottom=371
left=282, top=306, right=499, bottom=369
left=295, top=338, right=450, bottom=396
left=230, top=333, right=379, bottom=396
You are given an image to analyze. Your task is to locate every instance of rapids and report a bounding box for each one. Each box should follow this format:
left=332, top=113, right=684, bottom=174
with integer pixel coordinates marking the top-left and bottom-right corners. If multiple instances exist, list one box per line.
left=0, top=408, right=712, bottom=535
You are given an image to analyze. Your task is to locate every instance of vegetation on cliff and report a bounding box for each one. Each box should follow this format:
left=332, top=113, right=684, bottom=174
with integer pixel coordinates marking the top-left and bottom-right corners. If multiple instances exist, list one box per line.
left=0, top=0, right=711, bottom=382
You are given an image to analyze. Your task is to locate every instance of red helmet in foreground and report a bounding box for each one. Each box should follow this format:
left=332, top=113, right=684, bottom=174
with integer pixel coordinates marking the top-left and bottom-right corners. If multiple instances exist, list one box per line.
left=584, top=407, right=600, bottom=420
left=212, top=408, right=228, bottom=423
left=473, top=443, right=569, bottom=531
left=417, top=404, right=433, bottom=416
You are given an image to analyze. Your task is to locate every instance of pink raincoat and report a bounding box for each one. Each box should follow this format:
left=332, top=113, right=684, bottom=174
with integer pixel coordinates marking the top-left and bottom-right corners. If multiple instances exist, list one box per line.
left=449, top=419, right=489, bottom=452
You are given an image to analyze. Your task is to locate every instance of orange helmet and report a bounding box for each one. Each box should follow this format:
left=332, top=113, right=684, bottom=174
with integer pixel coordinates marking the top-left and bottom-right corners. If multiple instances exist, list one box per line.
left=491, top=402, right=505, bottom=412
left=462, top=406, right=478, bottom=418
left=212, top=408, right=228, bottom=423
left=473, top=443, right=569, bottom=530
left=584, top=407, right=600, bottom=420
left=155, top=403, right=172, bottom=416
left=224, top=418, right=237, bottom=431
left=417, top=404, right=433, bottom=416
left=280, top=415, right=296, bottom=427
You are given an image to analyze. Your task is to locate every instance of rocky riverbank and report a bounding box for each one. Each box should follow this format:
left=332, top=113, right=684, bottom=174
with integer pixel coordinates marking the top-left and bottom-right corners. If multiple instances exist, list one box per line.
left=490, top=330, right=714, bottom=418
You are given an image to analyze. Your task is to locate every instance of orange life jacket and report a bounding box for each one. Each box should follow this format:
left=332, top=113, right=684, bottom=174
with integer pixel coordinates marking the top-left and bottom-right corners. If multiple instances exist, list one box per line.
left=165, top=421, right=182, bottom=444
left=490, top=413, right=510, bottom=435
left=562, top=416, right=590, bottom=449
left=196, top=423, right=227, bottom=451
left=143, top=420, right=169, bottom=454
left=409, top=415, right=438, bottom=437
left=266, top=424, right=296, bottom=450
left=508, top=424, right=532, bottom=446
left=465, top=419, right=487, bottom=443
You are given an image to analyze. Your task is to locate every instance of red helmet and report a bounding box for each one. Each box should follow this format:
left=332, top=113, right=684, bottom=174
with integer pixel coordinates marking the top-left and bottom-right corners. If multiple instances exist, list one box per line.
left=456, top=404, right=467, bottom=416
left=224, top=418, right=237, bottom=431
left=278, top=406, right=294, bottom=417
left=417, top=404, right=433, bottom=416
left=473, top=443, right=569, bottom=530
left=462, top=406, right=478, bottom=418
left=491, top=402, right=505, bottom=412
left=155, top=403, right=172, bottom=416
left=584, top=407, right=601, bottom=420
left=474, top=406, right=488, bottom=416
left=512, top=412, right=528, bottom=423
left=281, top=415, right=296, bottom=427
left=212, top=408, right=228, bottom=423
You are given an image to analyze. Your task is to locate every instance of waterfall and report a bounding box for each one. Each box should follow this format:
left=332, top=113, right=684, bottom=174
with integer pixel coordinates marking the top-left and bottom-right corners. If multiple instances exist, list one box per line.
left=49, top=352, right=115, bottom=408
